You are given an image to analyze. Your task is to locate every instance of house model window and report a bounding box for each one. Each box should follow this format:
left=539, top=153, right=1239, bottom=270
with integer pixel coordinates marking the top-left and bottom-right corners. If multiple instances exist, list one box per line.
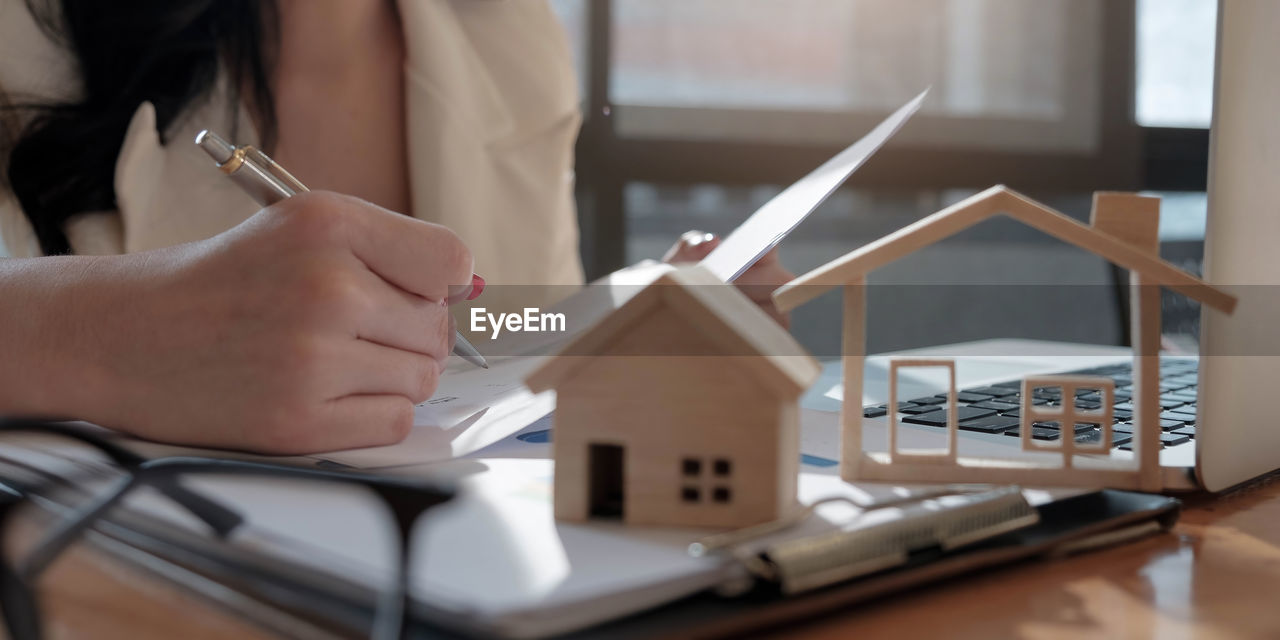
left=681, top=457, right=734, bottom=504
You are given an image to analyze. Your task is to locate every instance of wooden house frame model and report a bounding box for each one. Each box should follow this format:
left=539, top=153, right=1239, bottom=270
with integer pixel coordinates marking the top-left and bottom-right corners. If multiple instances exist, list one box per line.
left=772, top=187, right=1237, bottom=491
left=527, top=265, right=821, bottom=528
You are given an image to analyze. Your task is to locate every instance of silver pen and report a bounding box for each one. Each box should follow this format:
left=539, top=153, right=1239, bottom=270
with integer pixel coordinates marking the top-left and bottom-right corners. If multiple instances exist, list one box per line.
left=195, top=130, right=489, bottom=369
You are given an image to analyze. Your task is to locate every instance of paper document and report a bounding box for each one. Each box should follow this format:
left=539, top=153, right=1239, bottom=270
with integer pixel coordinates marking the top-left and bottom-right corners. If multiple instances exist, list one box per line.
left=700, top=88, right=929, bottom=282
left=306, top=356, right=554, bottom=469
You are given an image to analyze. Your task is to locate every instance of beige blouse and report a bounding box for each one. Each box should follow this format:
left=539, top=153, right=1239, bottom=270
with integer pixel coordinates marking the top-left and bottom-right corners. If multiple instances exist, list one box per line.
left=0, top=0, right=585, bottom=313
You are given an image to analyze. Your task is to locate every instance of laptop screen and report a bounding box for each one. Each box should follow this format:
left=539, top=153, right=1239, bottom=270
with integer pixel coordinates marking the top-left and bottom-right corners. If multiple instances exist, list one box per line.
left=1196, top=0, right=1280, bottom=490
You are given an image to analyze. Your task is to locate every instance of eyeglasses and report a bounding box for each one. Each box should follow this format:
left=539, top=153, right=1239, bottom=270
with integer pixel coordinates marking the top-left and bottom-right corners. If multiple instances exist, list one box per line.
left=0, top=417, right=455, bottom=640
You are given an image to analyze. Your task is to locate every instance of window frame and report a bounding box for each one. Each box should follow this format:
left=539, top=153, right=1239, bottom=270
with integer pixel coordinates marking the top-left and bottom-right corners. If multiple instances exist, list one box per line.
left=573, top=0, right=1203, bottom=279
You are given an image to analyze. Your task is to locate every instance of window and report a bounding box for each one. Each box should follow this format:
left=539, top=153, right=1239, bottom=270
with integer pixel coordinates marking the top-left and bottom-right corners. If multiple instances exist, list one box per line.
left=551, top=2, right=1219, bottom=284
left=679, top=456, right=734, bottom=504
left=1136, top=0, right=1217, bottom=128
left=681, top=457, right=701, bottom=476
left=548, top=0, right=589, bottom=101
left=610, top=0, right=1104, bottom=152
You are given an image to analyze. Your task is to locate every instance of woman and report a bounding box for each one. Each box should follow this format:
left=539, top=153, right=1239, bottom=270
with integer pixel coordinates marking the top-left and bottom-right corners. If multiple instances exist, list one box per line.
left=0, top=0, right=791, bottom=453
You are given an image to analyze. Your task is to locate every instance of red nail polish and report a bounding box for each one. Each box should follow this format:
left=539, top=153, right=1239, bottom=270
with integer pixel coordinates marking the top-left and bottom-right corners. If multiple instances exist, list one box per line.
left=467, top=274, right=486, bottom=300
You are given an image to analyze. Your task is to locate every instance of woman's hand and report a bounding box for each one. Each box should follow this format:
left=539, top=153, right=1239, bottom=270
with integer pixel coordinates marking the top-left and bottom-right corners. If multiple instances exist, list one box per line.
left=0, top=192, right=473, bottom=454
left=663, top=231, right=794, bottom=328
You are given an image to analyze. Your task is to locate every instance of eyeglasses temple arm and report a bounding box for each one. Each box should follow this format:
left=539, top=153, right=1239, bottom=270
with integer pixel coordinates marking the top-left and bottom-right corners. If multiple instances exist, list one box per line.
left=17, top=475, right=137, bottom=580
left=0, top=489, right=42, bottom=640
left=367, top=485, right=454, bottom=640
left=0, top=420, right=244, bottom=536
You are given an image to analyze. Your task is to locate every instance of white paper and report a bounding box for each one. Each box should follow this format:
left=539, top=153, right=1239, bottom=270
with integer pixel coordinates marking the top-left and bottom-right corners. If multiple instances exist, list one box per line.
left=305, top=356, right=553, bottom=469
left=700, top=88, right=929, bottom=282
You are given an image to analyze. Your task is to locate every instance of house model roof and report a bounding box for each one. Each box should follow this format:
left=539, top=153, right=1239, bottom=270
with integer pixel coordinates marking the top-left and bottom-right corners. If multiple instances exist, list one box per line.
left=773, top=185, right=1237, bottom=314
left=526, top=265, right=821, bottom=397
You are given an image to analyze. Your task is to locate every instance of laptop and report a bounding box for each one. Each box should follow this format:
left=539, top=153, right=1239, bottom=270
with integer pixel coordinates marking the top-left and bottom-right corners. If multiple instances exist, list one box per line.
left=855, top=0, right=1280, bottom=493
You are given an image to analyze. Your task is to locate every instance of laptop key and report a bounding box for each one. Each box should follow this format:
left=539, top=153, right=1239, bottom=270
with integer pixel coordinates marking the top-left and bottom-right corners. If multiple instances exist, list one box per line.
left=1113, top=420, right=1185, bottom=433
left=971, top=400, right=1020, bottom=412
left=1077, top=391, right=1122, bottom=403
left=902, top=406, right=999, bottom=427
left=899, top=404, right=940, bottom=415
left=957, top=415, right=1021, bottom=434
left=1161, top=411, right=1197, bottom=424
left=1172, top=426, right=1197, bottom=438
left=908, top=396, right=946, bottom=405
left=961, top=386, right=1011, bottom=398
left=1033, top=422, right=1096, bottom=435
left=1161, top=432, right=1191, bottom=447
left=1003, top=427, right=1061, bottom=441
left=995, top=393, right=1050, bottom=405
left=866, top=402, right=935, bottom=418
left=1075, top=430, right=1132, bottom=447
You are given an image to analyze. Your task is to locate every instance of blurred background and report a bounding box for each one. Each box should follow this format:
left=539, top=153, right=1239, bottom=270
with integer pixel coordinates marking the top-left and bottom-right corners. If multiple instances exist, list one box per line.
left=0, top=1, right=1217, bottom=356
left=549, top=0, right=1217, bottom=356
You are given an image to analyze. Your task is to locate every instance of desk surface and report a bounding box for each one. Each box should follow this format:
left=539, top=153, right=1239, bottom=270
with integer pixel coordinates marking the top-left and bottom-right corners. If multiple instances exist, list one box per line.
left=767, top=473, right=1280, bottom=640
left=37, top=472, right=1280, bottom=639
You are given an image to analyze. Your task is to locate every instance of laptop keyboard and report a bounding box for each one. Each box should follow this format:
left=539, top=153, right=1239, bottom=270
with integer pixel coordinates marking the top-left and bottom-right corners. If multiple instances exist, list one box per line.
left=863, top=358, right=1200, bottom=450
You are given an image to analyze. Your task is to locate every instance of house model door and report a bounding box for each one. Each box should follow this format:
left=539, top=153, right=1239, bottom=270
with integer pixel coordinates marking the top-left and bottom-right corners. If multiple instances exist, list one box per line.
left=588, top=443, right=625, bottom=518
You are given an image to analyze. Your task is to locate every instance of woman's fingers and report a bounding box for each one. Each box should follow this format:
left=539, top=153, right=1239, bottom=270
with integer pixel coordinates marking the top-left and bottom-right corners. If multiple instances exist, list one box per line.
left=734, top=248, right=792, bottom=298
left=304, top=192, right=474, bottom=302
left=733, top=247, right=794, bottom=328
left=663, top=230, right=722, bottom=264
left=351, top=267, right=453, bottom=360
left=336, top=340, right=441, bottom=404
left=306, top=395, right=416, bottom=453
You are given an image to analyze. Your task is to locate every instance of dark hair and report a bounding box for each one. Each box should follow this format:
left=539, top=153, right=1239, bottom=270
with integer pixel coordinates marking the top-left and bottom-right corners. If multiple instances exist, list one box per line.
left=2, top=0, right=279, bottom=255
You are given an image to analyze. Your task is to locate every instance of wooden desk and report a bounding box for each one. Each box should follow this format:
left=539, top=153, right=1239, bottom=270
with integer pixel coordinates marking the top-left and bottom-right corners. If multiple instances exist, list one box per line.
left=770, top=473, right=1280, bottom=640
left=34, top=474, right=1280, bottom=639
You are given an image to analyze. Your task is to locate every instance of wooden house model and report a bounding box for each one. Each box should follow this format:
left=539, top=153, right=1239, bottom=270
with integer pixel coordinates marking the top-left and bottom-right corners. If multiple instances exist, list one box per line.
left=527, top=265, right=821, bottom=528
left=772, top=187, right=1236, bottom=491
